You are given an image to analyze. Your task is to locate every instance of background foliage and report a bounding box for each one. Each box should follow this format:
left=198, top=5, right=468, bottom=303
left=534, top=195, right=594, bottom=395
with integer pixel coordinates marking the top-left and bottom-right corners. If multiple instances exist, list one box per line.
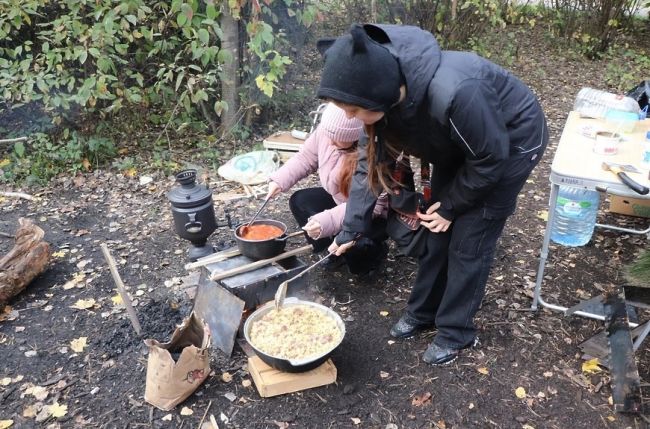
left=0, top=0, right=648, bottom=184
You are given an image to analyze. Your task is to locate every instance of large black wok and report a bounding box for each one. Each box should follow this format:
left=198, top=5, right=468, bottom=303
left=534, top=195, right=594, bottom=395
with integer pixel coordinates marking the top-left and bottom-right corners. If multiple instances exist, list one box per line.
left=243, top=297, right=346, bottom=372
left=234, top=219, right=301, bottom=260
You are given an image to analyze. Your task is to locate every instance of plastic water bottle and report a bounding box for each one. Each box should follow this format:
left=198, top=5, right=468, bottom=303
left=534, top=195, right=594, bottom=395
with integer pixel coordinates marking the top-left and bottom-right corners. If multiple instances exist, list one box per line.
left=573, top=88, right=640, bottom=119
left=550, top=186, right=600, bottom=246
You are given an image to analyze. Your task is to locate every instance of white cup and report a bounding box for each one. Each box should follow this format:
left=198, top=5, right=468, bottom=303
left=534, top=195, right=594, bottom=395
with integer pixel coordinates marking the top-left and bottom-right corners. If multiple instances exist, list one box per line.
left=593, top=131, right=620, bottom=155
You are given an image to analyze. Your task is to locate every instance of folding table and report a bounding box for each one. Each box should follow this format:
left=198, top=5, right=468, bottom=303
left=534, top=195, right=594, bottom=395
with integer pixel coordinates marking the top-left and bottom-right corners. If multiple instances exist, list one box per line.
left=531, top=111, right=650, bottom=318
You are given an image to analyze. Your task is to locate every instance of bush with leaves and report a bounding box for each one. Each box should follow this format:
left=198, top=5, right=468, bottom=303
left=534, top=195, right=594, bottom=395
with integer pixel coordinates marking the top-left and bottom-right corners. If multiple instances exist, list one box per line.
left=0, top=0, right=325, bottom=182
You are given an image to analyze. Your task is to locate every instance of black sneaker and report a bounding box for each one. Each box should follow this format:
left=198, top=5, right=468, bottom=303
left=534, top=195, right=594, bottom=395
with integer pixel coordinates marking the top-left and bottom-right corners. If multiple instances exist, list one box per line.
left=390, top=314, right=436, bottom=339
left=423, top=337, right=479, bottom=366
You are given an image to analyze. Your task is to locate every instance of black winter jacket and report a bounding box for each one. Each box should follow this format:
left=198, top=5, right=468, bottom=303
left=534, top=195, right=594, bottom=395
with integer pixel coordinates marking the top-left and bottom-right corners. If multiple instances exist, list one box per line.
left=337, top=24, right=548, bottom=243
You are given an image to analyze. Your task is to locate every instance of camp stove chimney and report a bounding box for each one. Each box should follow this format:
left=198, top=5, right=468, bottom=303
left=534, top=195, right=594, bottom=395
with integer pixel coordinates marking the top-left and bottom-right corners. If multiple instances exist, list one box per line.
left=167, top=169, right=217, bottom=261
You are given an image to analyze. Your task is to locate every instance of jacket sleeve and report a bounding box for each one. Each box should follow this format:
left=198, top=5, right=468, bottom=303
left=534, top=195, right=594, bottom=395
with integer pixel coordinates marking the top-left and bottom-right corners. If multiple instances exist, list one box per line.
left=310, top=202, right=347, bottom=239
left=436, top=80, right=509, bottom=220
left=336, top=138, right=378, bottom=244
left=267, top=131, right=320, bottom=191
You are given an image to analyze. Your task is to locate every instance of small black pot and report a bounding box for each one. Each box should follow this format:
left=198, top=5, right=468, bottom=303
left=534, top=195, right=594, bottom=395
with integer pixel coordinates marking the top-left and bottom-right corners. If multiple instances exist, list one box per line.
left=243, top=298, right=346, bottom=372
left=234, top=219, right=294, bottom=260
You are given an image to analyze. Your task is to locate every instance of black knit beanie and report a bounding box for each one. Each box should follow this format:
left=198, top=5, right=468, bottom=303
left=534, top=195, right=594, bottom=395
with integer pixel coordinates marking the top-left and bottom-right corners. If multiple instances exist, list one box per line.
left=317, top=24, right=401, bottom=113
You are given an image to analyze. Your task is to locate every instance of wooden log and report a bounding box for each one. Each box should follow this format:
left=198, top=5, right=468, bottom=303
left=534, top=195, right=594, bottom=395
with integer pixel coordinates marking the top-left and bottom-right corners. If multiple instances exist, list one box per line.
left=0, top=218, right=51, bottom=306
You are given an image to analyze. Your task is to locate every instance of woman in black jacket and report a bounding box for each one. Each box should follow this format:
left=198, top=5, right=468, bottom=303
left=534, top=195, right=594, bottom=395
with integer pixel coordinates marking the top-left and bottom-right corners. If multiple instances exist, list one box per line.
left=319, top=24, right=548, bottom=365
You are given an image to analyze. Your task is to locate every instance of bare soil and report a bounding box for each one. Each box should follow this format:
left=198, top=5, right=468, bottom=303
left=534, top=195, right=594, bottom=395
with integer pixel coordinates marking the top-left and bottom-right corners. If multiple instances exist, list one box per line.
left=2, top=24, right=650, bottom=429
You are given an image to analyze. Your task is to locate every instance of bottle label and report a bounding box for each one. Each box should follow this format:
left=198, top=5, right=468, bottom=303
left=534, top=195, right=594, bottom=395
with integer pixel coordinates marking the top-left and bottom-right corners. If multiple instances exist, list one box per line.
left=557, top=197, right=591, bottom=215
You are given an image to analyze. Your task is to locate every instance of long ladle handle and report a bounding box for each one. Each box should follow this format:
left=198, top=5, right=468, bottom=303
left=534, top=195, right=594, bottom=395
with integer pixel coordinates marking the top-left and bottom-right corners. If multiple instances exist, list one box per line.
left=246, top=197, right=270, bottom=227
left=274, top=251, right=335, bottom=309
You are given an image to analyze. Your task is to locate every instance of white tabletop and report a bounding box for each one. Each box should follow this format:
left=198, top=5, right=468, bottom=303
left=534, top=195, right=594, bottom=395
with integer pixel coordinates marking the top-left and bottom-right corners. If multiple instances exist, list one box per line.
left=551, top=111, right=650, bottom=198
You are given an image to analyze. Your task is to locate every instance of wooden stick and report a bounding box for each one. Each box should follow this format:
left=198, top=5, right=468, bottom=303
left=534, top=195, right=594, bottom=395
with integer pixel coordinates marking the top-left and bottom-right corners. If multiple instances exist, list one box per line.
left=209, top=245, right=312, bottom=281
left=184, top=248, right=241, bottom=270
left=0, top=231, right=13, bottom=239
left=0, top=137, right=27, bottom=145
left=100, top=243, right=142, bottom=336
left=0, top=191, right=35, bottom=201
left=197, top=400, right=212, bottom=429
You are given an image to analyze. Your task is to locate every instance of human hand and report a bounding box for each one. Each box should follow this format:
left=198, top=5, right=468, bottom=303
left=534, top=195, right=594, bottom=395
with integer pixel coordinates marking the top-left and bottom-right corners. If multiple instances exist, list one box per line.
left=302, top=219, right=322, bottom=239
left=327, top=237, right=356, bottom=256
left=266, top=181, right=282, bottom=200
left=416, top=201, right=451, bottom=233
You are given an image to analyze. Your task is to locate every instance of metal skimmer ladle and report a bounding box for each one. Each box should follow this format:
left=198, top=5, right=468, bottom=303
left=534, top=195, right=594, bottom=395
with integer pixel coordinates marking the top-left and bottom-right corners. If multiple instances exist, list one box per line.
left=274, top=250, right=335, bottom=309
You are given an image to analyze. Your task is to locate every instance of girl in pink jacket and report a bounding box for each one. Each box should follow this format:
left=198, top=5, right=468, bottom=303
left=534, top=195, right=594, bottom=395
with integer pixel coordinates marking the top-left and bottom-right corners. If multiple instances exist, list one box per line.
left=267, top=103, right=387, bottom=275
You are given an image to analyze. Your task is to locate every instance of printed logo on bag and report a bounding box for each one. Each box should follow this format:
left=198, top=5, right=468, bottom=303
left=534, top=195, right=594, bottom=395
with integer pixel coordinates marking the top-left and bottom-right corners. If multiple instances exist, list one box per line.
left=185, top=369, right=205, bottom=384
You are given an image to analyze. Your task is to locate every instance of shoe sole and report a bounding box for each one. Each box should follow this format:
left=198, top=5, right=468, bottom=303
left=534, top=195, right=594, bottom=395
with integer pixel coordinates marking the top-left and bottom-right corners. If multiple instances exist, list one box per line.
left=426, top=355, right=458, bottom=366
left=390, top=325, right=435, bottom=339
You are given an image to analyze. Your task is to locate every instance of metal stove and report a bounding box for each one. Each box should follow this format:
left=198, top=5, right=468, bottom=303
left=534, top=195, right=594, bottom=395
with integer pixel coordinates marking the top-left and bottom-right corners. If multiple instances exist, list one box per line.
left=192, top=249, right=309, bottom=356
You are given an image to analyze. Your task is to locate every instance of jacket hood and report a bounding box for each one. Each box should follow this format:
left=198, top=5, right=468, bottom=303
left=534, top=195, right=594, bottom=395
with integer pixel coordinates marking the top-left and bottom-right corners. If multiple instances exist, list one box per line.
left=364, top=24, right=441, bottom=118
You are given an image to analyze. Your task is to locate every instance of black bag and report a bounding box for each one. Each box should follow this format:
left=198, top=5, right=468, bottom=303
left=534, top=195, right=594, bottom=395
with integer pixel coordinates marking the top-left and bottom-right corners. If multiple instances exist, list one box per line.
left=386, top=206, right=427, bottom=257
left=626, top=81, right=650, bottom=117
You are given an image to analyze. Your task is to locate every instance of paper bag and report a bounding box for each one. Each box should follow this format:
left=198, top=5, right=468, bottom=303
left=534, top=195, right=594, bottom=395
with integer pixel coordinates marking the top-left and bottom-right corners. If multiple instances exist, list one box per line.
left=144, top=312, right=211, bottom=411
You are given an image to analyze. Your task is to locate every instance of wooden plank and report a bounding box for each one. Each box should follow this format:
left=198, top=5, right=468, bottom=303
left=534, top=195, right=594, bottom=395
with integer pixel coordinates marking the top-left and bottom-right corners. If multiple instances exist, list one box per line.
left=248, top=356, right=337, bottom=398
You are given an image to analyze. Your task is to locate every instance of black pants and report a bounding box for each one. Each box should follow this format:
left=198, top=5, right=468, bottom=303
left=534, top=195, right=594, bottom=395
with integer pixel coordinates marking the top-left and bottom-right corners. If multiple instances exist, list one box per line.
left=289, top=187, right=387, bottom=274
left=407, top=167, right=545, bottom=348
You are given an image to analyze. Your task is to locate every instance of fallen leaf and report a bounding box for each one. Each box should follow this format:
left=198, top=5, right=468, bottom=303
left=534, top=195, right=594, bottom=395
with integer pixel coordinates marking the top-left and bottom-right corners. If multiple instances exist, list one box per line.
left=469, top=402, right=475, bottom=409
left=477, top=367, right=489, bottom=375
left=607, top=416, right=616, bottom=422
left=0, top=158, right=10, bottom=167
left=63, top=273, right=86, bottom=290
left=125, top=167, right=137, bottom=177
left=379, top=311, right=389, bottom=316
left=436, top=420, right=447, bottom=429
left=351, top=417, right=361, bottom=425
left=515, top=387, right=527, bottom=399
left=412, top=392, right=432, bottom=407
left=0, top=420, right=13, bottom=429
left=537, top=210, right=548, bottom=221
left=111, top=294, right=123, bottom=306
left=387, top=340, right=395, bottom=345
left=30, top=386, right=49, bottom=401
left=221, top=372, right=233, bottom=383
left=52, top=251, right=67, bottom=258
left=49, top=402, right=68, bottom=418
left=70, top=337, right=88, bottom=353
left=273, top=421, right=289, bottom=429
left=522, top=425, right=535, bottom=429
left=22, top=405, right=37, bottom=418
left=0, top=378, right=11, bottom=386
left=543, top=371, right=553, bottom=378
left=70, top=298, right=96, bottom=310
left=242, top=379, right=252, bottom=388
left=180, top=406, right=193, bottom=416
left=379, top=371, right=390, bottom=379
left=162, top=414, right=172, bottom=421
left=582, top=358, right=602, bottom=374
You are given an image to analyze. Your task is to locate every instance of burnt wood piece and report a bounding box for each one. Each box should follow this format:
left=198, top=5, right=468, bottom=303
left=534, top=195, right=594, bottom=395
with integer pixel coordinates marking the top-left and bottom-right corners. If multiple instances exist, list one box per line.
left=0, top=218, right=50, bottom=306
left=603, top=287, right=643, bottom=414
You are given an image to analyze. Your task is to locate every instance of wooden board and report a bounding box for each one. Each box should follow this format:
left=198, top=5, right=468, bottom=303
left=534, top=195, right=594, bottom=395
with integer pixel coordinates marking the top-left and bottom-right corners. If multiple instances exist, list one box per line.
left=248, top=356, right=337, bottom=398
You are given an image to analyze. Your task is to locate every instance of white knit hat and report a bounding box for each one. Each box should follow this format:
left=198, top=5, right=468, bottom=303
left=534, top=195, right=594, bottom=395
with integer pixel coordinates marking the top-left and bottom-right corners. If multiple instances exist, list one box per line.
left=319, top=103, right=364, bottom=143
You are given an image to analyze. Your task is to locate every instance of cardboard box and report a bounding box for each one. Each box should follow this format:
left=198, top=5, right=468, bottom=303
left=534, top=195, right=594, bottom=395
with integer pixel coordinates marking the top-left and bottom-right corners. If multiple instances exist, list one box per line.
left=608, top=194, right=650, bottom=218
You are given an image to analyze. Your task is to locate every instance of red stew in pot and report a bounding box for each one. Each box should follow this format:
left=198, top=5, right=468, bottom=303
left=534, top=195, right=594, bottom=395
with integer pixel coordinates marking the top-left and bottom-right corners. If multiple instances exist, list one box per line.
left=240, top=224, right=283, bottom=240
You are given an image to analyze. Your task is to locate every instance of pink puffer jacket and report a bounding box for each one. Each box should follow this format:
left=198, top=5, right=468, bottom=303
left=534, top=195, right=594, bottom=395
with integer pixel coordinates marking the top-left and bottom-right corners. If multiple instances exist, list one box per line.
left=268, top=127, right=387, bottom=238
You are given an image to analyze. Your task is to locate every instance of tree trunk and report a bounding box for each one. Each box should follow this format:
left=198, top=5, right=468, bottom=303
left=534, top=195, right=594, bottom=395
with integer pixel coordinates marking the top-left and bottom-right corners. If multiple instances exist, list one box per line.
left=219, top=6, right=240, bottom=138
